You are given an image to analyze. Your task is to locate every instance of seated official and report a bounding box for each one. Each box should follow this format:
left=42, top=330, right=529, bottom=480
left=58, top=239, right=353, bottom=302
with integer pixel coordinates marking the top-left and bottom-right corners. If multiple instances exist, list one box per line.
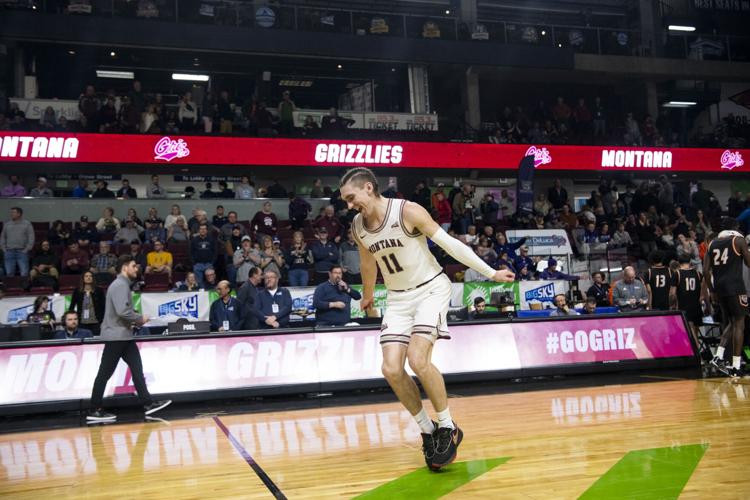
left=313, top=265, right=362, bottom=327
left=54, top=311, right=94, bottom=339
left=612, top=266, right=649, bottom=312
left=580, top=297, right=598, bottom=315
left=256, top=270, right=292, bottom=328
left=469, top=296, right=487, bottom=320
left=586, top=272, right=611, bottom=306
left=549, top=294, right=580, bottom=316
left=209, top=280, right=244, bottom=332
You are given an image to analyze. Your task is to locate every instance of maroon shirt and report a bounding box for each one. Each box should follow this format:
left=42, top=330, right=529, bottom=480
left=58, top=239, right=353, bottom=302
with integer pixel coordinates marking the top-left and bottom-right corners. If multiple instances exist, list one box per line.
left=312, top=216, right=342, bottom=240
left=251, top=211, right=278, bottom=237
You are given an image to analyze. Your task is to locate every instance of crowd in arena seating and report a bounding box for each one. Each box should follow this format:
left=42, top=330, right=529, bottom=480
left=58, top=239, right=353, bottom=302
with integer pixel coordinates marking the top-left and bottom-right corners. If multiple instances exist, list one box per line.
left=2, top=84, right=749, bottom=148
left=0, top=171, right=743, bottom=332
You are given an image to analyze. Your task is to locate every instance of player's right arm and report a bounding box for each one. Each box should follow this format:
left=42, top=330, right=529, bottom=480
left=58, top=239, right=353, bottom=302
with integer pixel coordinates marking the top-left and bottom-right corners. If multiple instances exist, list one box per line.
left=357, top=238, right=377, bottom=312
left=736, top=236, right=750, bottom=268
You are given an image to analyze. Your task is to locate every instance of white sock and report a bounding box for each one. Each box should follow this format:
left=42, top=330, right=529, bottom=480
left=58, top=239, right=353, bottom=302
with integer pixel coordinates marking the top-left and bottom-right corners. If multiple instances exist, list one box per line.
left=413, top=408, right=435, bottom=434
left=716, top=346, right=725, bottom=359
left=733, top=356, right=741, bottom=370
left=436, top=408, right=455, bottom=429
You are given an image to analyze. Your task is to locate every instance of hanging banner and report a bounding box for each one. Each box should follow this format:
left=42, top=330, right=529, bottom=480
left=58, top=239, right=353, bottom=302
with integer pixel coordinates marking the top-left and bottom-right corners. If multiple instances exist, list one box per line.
left=462, top=282, right=519, bottom=310
left=139, top=291, right=212, bottom=322
left=516, top=153, right=536, bottom=217
left=518, top=280, right=570, bottom=310
left=506, top=229, right=574, bottom=256
left=289, top=286, right=316, bottom=321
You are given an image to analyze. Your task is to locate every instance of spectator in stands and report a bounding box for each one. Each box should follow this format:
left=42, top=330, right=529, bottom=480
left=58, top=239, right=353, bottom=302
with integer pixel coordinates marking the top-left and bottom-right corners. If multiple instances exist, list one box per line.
left=257, top=270, right=292, bottom=329
left=191, top=224, right=217, bottom=289
left=128, top=208, right=144, bottom=227
left=288, top=192, right=311, bottom=230
left=452, top=183, right=475, bottom=235
left=301, top=115, right=319, bottom=136
left=233, top=235, right=256, bottom=287
left=277, top=90, right=296, bottom=135
left=218, top=211, right=243, bottom=242
left=73, top=216, right=98, bottom=252
left=516, top=264, right=534, bottom=281
left=116, top=179, right=137, bottom=199
left=310, top=178, right=324, bottom=198
left=1, top=175, right=26, bottom=197
left=145, top=240, right=172, bottom=279
left=586, top=271, right=610, bottom=306
left=572, top=98, right=592, bottom=141
left=178, top=91, right=198, bottom=131
left=1, top=207, right=34, bottom=277
left=612, top=266, right=649, bottom=312
left=251, top=202, right=279, bottom=240
left=493, top=232, right=526, bottom=261
left=321, top=108, right=354, bottom=131
left=91, top=180, right=115, bottom=199
left=78, top=85, right=99, bottom=132
left=410, top=181, right=432, bottom=210
left=62, top=240, right=90, bottom=275
left=623, top=112, right=642, bottom=145
left=143, top=219, right=166, bottom=244
left=177, top=272, right=200, bottom=292
left=636, top=212, right=657, bottom=257
left=676, top=233, right=701, bottom=269
left=201, top=182, right=215, bottom=199
left=547, top=179, right=568, bottom=210
left=147, top=174, right=167, bottom=199
left=209, top=206, right=226, bottom=230
left=310, top=227, right=339, bottom=284
left=611, top=222, right=633, bottom=248
left=592, top=97, right=606, bottom=140
left=54, top=311, right=94, bottom=340
left=200, top=268, right=217, bottom=289
left=6, top=102, right=25, bottom=129
left=167, top=216, right=189, bottom=243
left=313, top=205, right=343, bottom=243
left=434, top=191, right=452, bottom=231
left=30, top=240, right=59, bottom=286
left=340, top=228, right=361, bottom=285
left=216, top=181, right=233, bottom=199
left=476, top=238, right=498, bottom=269
left=514, top=246, right=534, bottom=273
left=552, top=97, right=572, bottom=127
left=550, top=294, right=579, bottom=316
left=460, top=225, right=478, bottom=247
left=24, top=296, right=56, bottom=332
left=141, top=104, right=160, bottom=134
left=313, top=265, right=361, bottom=327
left=480, top=193, right=499, bottom=224
left=29, top=176, right=53, bottom=197
left=114, top=218, right=143, bottom=244
left=70, top=271, right=105, bottom=336
left=209, top=280, right=244, bottom=332
left=237, top=266, right=263, bottom=330
left=728, top=191, right=744, bottom=218
left=120, top=96, right=141, bottom=134
left=127, top=239, right=147, bottom=273
left=164, top=205, right=182, bottom=229
left=534, top=194, right=551, bottom=216
left=694, top=209, right=712, bottom=239
left=91, top=241, right=118, bottom=278
left=257, top=235, right=285, bottom=277
left=71, top=180, right=89, bottom=198
left=285, top=231, right=312, bottom=286
left=48, top=220, right=70, bottom=246
left=128, top=80, right=145, bottom=115
left=40, top=106, right=56, bottom=129
left=267, top=179, right=288, bottom=199
left=539, top=258, right=579, bottom=281
left=98, top=96, right=118, bottom=133
left=581, top=297, right=598, bottom=315
left=235, top=176, right=256, bottom=199
left=96, top=207, right=121, bottom=234
left=498, top=190, right=515, bottom=220
left=217, top=91, right=233, bottom=135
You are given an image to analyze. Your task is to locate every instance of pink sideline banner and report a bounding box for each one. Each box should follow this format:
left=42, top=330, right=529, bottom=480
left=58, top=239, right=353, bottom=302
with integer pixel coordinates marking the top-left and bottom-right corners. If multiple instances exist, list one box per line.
left=0, top=316, right=695, bottom=405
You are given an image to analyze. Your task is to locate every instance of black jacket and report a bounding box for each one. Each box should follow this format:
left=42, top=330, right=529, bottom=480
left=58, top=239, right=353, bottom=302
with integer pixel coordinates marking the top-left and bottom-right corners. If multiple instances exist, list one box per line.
left=70, top=287, right=106, bottom=323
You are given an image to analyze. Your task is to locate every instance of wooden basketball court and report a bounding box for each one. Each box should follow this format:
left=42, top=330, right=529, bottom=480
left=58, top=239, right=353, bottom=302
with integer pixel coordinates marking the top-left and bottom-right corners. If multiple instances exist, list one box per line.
left=1, top=377, right=748, bottom=498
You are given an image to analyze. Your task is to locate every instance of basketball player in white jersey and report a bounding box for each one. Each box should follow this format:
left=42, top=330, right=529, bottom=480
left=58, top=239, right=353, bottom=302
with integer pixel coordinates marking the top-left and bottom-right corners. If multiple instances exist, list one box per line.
left=340, top=167, right=515, bottom=470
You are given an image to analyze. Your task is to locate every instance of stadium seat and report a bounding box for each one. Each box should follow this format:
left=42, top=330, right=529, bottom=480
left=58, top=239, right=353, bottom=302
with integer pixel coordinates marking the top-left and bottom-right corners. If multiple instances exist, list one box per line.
left=58, top=274, right=81, bottom=294
left=30, top=286, right=55, bottom=296
left=2, top=276, right=29, bottom=296
left=144, top=273, right=170, bottom=292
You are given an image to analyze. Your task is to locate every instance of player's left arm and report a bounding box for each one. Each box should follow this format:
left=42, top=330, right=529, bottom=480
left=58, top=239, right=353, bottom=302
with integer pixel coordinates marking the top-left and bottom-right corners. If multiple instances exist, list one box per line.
left=736, top=236, right=750, bottom=268
left=401, top=201, right=515, bottom=283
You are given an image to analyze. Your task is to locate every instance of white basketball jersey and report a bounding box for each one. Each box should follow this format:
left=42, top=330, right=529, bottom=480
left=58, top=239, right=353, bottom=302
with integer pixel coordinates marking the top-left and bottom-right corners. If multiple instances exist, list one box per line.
left=352, top=198, right=443, bottom=291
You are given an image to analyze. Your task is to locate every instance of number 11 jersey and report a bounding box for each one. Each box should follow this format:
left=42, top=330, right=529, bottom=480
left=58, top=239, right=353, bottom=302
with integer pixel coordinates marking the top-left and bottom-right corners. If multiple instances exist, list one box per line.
left=352, top=198, right=444, bottom=291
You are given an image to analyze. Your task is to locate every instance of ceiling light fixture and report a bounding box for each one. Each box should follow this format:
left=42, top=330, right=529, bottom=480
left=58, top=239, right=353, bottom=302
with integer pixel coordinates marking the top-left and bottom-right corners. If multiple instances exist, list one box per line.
left=96, top=70, right=135, bottom=79
left=172, top=73, right=210, bottom=82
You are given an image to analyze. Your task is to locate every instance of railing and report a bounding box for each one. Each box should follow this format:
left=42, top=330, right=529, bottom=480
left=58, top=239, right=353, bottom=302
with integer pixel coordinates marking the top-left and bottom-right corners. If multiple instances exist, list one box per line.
left=10, top=0, right=747, bottom=61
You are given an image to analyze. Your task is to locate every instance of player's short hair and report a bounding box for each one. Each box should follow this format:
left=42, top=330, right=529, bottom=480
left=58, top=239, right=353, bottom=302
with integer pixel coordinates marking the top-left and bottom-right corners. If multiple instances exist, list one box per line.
left=473, top=296, right=485, bottom=306
left=340, top=167, right=379, bottom=193
left=648, top=250, right=665, bottom=265
left=117, top=254, right=135, bottom=272
left=677, top=254, right=691, bottom=264
left=721, top=217, right=740, bottom=232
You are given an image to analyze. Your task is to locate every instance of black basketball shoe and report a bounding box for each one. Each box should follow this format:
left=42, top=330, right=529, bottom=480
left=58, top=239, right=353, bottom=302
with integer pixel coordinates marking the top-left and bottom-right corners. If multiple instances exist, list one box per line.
left=86, top=409, right=117, bottom=423
left=432, top=423, right=463, bottom=470
left=144, top=400, right=172, bottom=416
left=711, top=357, right=730, bottom=376
left=421, top=421, right=438, bottom=470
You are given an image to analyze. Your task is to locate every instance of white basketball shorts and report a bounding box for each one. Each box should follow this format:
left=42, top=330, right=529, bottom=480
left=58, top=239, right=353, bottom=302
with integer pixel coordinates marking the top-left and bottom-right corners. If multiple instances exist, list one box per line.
left=380, top=273, right=451, bottom=346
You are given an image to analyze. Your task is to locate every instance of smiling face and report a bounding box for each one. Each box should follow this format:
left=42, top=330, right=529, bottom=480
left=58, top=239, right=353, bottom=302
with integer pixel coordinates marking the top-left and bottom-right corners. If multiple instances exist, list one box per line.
left=341, top=182, right=376, bottom=215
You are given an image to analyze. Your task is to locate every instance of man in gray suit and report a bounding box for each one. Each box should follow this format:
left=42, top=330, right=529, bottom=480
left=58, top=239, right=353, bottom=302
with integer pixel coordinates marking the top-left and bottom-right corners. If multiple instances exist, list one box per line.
left=87, top=254, right=171, bottom=422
